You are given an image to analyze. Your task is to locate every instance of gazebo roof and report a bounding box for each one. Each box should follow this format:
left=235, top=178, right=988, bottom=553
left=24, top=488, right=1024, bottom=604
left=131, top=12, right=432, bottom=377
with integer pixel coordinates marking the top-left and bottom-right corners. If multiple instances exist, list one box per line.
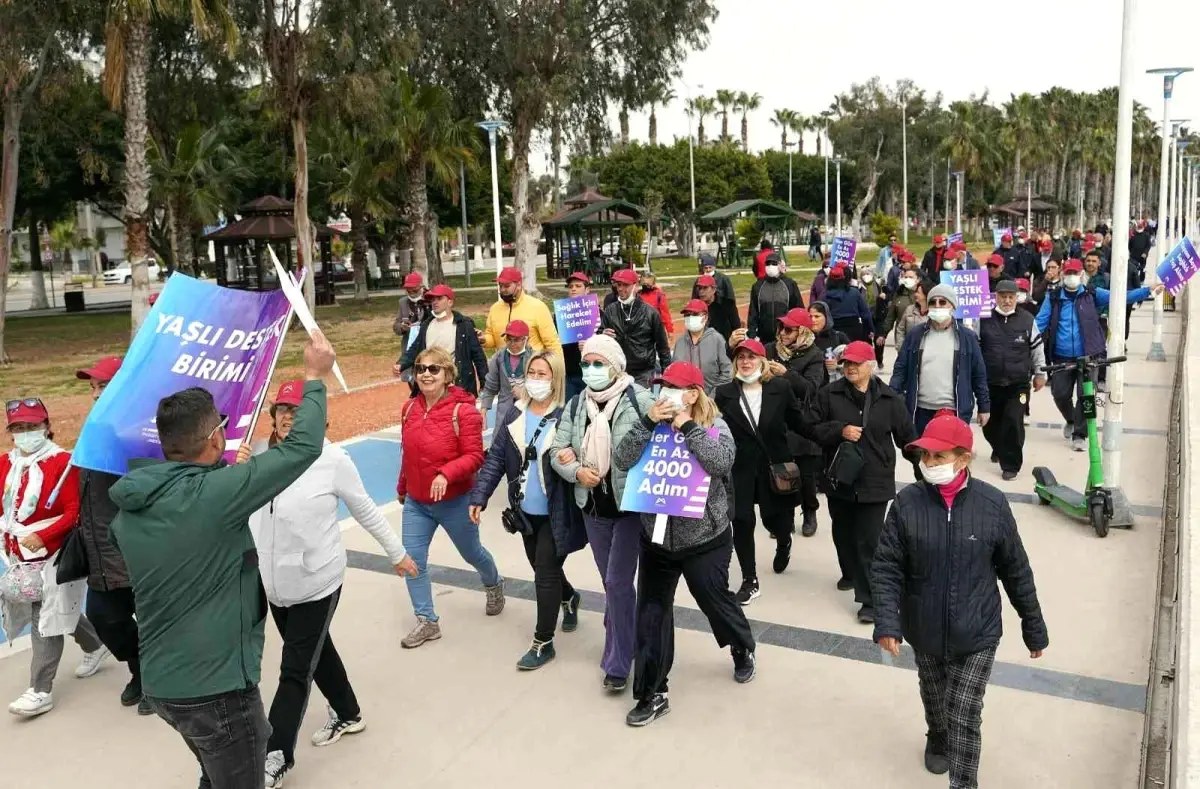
left=543, top=198, right=645, bottom=229
left=562, top=188, right=612, bottom=208
left=203, top=195, right=337, bottom=241
left=993, top=198, right=1059, bottom=213
left=701, top=199, right=801, bottom=222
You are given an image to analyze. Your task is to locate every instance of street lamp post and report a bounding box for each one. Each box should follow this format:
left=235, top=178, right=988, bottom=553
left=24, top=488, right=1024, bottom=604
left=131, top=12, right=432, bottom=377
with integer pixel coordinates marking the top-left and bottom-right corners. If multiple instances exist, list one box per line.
left=1174, top=136, right=1190, bottom=245
left=832, top=156, right=843, bottom=237
left=785, top=139, right=794, bottom=209
left=944, top=159, right=951, bottom=234
left=476, top=119, right=507, bottom=276
left=1145, top=67, right=1193, bottom=362
left=952, top=171, right=964, bottom=235
left=823, top=125, right=830, bottom=230
left=1026, top=179, right=1033, bottom=232
left=460, top=161, right=471, bottom=286
left=901, top=100, right=909, bottom=244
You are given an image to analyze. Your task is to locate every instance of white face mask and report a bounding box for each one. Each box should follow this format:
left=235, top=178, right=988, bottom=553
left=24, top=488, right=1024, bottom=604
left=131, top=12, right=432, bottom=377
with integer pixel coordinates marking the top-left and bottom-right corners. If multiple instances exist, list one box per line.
left=684, top=315, right=705, bottom=333
left=1063, top=274, right=1082, bottom=290
left=928, top=307, right=954, bottom=323
left=407, top=294, right=422, bottom=302
left=736, top=369, right=763, bottom=385
left=524, top=379, right=552, bottom=402
left=581, top=365, right=613, bottom=390
left=432, top=309, right=448, bottom=319
left=13, top=429, right=49, bottom=456
left=1017, top=292, right=1029, bottom=303
left=920, top=460, right=959, bottom=485
left=659, top=387, right=687, bottom=411
left=507, top=343, right=526, bottom=356
left=862, top=274, right=874, bottom=284
left=901, top=278, right=917, bottom=290
left=995, top=305, right=1016, bottom=316
left=618, top=293, right=637, bottom=306
left=765, top=265, right=780, bottom=278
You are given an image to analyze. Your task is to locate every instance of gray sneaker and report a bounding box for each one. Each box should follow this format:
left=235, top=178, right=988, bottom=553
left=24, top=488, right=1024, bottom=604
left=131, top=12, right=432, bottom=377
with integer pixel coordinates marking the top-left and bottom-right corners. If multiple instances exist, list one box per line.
left=1062, top=423, right=1073, bottom=439
left=1072, top=437, right=1087, bottom=452
left=485, top=580, right=506, bottom=616
left=401, top=616, right=442, bottom=649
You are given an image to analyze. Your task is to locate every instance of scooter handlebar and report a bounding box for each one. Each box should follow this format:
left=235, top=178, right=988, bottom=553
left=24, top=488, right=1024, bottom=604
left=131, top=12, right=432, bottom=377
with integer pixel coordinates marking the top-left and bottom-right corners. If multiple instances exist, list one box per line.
left=1040, top=355, right=1127, bottom=375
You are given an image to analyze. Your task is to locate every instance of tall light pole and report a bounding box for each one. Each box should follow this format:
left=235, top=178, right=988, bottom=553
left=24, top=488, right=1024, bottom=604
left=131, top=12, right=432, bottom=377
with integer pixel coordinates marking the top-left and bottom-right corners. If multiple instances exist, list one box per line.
left=901, top=100, right=909, bottom=244
left=823, top=125, right=830, bottom=230
left=1174, top=135, right=1190, bottom=245
left=952, top=171, right=964, bottom=235
left=1146, top=67, right=1192, bottom=362
left=832, top=156, right=843, bottom=236
left=944, top=159, right=951, bottom=233
left=1102, top=0, right=1140, bottom=527
left=477, top=119, right=507, bottom=276
left=460, top=161, right=471, bottom=286
left=784, top=139, right=794, bottom=208
left=1026, top=179, right=1033, bottom=232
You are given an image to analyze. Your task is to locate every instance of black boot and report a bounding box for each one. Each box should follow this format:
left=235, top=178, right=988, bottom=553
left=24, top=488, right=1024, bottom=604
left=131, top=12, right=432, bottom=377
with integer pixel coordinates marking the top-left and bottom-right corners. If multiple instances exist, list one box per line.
left=800, top=510, right=818, bottom=538
left=924, top=732, right=949, bottom=774
left=772, top=534, right=792, bottom=574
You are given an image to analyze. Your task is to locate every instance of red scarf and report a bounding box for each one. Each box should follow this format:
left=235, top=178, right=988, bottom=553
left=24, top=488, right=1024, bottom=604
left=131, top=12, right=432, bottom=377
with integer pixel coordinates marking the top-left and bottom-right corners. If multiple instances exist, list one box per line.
left=937, top=468, right=969, bottom=510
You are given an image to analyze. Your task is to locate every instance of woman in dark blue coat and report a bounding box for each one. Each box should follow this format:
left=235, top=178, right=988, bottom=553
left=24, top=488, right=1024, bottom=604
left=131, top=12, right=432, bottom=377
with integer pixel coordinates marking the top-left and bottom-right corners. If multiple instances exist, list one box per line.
left=469, top=351, right=587, bottom=671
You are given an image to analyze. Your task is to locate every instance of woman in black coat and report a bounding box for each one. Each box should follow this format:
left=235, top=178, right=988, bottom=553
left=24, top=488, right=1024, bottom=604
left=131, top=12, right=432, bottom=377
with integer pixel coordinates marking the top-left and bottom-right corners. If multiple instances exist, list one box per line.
left=765, top=308, right=826, bottom=538
left=808, top=341, right=915, bottom=624
left=714, top=339, right=807, bottom=607
left=469, top=352, right=587, bottom=671
left=871, top=412, right=1047, bottom=788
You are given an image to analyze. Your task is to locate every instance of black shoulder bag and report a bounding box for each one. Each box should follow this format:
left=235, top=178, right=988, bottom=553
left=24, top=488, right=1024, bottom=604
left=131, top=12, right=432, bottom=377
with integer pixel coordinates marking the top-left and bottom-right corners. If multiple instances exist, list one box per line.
left=826, top=388, right=871, bottom=490
left=501, top=414, right=553, bottom=536
left=739, top=387, right=803, bottom=495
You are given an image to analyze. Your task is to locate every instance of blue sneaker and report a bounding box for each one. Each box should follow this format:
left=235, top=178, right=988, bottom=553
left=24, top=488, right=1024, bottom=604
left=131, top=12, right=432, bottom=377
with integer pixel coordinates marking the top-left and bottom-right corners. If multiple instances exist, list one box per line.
left=561, top=591, right=581, bottom=632
left=517, top=640, right=556, bottom=671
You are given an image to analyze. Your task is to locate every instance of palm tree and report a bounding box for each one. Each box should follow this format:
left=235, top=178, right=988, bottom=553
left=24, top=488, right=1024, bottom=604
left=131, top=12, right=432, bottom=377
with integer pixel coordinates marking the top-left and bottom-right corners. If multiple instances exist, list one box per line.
left=647, top=85, right=675, bottom=146
left=691, top=96, right=715, bottom=146
left=737, top=91, right=761, bottom=152
left=817, top=109, right=834, bottom=156
left=770, top=108, right=796, bottom=151
left=788, top=113, right=808, bottom=155
left=104, top=0, right=236, bottom=334
left=1002, top=92, right=1039, bottom=192
left=715, top=88, right=736, bottom=144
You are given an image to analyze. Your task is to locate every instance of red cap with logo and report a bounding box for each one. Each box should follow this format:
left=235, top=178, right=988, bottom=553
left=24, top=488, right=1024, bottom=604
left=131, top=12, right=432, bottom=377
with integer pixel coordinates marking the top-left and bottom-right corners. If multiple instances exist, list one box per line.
left=273, top=379, right=305, bottom=407
left=828, top=264, right=848, bottom=280
left=611, top=268, right=639, bottom=285
left=951, top=241, right=967, bottom=253
left=1016, top=278, right=1031, bottom=291
left=503, top=320, right=530, bottom=338
left=778, top=307, right=813, bottom=329
left=652, top=361, right=706, bottom=390
left=987, top=254, right=1005, bottom=268
left=681, top=298, right=709, bottom=315
left=425, top=283, right=455, bottom=299
left=934, top=234, right=945, bottom=244
left=76, top=356, right=123, bottom=383
left=5, top=398, right=49, bottom=426
left=840, top=340, right=875, bottom=364
left=733, top=339, right=767, bottom=358
left=1062, top=259, right=1084, bottom=273
left=567, top=271, right=592, bottom=284
left=1001, top=233, right=1013, bottom=243
left=496, top=267, right=523, bottom=285
left=403, top=272, right=424, bottom=289
left=1038, top=239, right=1053, bottom=252
left=906, top=410, right=974, bottom=453
left=695, top=275, right=717, bottom=288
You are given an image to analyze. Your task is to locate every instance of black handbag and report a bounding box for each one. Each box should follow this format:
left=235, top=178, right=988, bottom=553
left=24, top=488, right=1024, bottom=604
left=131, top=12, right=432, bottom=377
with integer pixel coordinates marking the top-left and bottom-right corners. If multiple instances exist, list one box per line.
left=54, top=528, right=89, bottom=585
left=739, top=387, right=803, bottom=495
left=825, top=387, right=872, bottom=490
left=501, top=414, right=552, bottom=536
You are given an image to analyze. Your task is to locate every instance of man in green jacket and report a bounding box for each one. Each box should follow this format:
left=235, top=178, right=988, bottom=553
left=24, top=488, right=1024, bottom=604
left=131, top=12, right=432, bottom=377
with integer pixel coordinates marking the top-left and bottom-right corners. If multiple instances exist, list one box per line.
left=110, top=332, right=336, bottom=789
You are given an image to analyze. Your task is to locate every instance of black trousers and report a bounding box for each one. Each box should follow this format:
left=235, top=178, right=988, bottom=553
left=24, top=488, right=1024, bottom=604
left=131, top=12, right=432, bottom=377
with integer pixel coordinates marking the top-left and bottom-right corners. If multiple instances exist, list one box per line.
left=827, top=498, right=889, bottom=608
left=149, top=686, right=271, bottom=789
left=797, top=455, right=822, bottom=515
left=981, top=383, right=1029, bottom=473
left=1050, top=364, right=1098, bottom=440
left=732, top=479, right=795, bottom=582
left=267, top=588, right=360, bottom=765
left=521, top=513, right=575, bottom=643
left=632, top=535, right=755, bottom=701
left=86, top=586, right=140, bottom=681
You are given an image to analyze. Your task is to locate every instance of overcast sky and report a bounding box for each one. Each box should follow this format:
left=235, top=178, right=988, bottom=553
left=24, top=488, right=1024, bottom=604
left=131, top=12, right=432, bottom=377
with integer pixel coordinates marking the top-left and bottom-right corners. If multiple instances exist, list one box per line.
left=535, top=0, right=1200, bottom=170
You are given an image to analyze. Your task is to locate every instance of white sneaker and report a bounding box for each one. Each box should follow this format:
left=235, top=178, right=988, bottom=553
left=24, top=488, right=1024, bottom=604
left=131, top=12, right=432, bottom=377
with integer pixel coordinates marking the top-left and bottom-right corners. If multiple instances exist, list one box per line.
left=9, top=688, right=54, bottom=717
left=264, top=750, right=290, bottom=788
left=311, top=706, right=367, bottom=746
left=75, top=646, right=111, bottom=678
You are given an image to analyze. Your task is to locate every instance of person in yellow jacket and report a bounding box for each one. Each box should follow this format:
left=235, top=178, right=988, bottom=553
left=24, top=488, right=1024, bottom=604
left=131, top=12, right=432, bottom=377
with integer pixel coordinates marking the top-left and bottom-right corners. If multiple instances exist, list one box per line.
left=479, top=267, right=563, bottom=355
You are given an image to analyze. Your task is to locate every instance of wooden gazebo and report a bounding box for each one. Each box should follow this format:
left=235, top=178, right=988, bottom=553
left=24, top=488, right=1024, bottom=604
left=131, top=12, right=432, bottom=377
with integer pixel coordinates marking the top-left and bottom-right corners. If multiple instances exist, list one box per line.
left=542, top=189, right=647, bottom=280
left=203, top=196, right=339, bottom=305
left=991, top=197, right=1060, bottom=231
left=700, top=199, right=805, bottom=269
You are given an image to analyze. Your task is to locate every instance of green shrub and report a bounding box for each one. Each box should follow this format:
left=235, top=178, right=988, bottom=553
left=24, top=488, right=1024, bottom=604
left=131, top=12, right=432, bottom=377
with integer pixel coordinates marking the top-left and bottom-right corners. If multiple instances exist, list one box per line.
left=735, top=218, right=762, bottom=251
left=621, top=225, right=646, bottom=268
left=869, top=211, right=902, bottom=246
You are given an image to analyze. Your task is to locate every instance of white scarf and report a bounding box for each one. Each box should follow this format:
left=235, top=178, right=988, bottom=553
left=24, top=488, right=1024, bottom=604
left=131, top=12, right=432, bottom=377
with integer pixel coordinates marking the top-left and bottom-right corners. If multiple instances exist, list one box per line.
left=2, top=442, right=64, bottom=532
left=581, top=374, right=634, bottom=478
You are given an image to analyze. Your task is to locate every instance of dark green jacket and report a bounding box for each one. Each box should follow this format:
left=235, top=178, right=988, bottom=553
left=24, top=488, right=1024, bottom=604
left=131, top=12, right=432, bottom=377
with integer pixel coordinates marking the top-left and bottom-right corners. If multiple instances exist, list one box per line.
left=109, top=380, right=327, bottom=699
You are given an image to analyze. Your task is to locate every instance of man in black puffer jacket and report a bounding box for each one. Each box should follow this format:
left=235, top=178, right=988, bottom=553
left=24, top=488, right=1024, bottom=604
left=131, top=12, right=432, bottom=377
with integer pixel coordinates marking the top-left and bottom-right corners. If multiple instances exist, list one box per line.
left=872, top=413, right=1048, bottom=789
left=600, top=267, right=672, bottom=387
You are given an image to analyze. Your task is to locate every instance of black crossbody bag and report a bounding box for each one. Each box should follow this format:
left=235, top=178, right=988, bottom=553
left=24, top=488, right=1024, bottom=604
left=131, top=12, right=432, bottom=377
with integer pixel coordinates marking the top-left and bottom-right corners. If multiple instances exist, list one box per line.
left=502, top=414, right=552, bottom=536
left=826, top=389, right=871, bottom=490
left=739, top=387, right=803, bottom=495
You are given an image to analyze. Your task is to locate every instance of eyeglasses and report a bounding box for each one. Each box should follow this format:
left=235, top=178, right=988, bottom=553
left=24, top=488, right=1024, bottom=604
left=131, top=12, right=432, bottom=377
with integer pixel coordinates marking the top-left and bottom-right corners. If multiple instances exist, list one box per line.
left=929, top=298, right=954, bottom=307
left=580, top=360, right=610, bottom=370
left=207, top=413, right=229, bottom=441
left=413, top=364, right=444, bottom=375
left=5, top=398, right=43, bottom=412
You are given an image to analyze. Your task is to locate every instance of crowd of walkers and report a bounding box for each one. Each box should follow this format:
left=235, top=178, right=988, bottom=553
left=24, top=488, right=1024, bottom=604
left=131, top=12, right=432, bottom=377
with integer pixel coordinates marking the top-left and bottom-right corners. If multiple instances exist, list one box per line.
left=1, top=220, right=1164, bottom=788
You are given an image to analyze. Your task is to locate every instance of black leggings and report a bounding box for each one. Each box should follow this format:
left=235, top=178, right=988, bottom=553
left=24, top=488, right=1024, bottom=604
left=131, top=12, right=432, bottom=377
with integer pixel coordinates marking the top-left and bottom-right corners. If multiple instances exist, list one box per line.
left=732, top=478, right=795, bottom=582
left=521, top=513, right=575, bottom=642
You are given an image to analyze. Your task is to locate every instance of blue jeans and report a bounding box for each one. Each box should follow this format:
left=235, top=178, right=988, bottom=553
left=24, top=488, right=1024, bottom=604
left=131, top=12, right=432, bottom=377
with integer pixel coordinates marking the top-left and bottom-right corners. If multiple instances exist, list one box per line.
left=402, top=496, right=502, bottom=621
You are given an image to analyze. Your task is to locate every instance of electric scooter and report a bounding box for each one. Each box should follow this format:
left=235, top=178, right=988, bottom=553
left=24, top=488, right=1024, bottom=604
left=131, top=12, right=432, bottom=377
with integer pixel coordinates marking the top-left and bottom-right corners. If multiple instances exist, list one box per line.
left=1031, top=355, right=1126, bottom=538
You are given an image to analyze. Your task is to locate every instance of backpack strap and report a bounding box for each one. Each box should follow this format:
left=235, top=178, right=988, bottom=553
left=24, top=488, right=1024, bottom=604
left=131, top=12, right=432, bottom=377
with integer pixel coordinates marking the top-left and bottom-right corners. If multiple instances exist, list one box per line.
left=452, top=403, right=461, bottom=437
left=401, top=398, right=461, bottom=436
left=624, top=385, right=642, bottom=419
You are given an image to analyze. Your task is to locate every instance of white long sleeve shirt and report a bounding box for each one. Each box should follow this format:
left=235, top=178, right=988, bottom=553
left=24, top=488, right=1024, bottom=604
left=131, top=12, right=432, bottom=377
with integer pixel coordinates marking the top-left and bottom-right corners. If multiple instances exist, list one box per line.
left=249, top=439, right=406, bottom=607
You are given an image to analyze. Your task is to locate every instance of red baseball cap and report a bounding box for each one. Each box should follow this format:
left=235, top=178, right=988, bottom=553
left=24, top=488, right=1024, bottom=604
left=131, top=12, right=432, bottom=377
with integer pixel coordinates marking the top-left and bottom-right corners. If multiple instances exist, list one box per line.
left=1001, top=233, right=1013, bottom=243
left=934, top=234, right=946, bottom=244
left=840, top=340, right=875, bottom=364
left=653, top=361, right=706, bottom=390
left=403, top=272, right=424, bottom=289
left=1016, top=278, right=1031, bottom=291
left=273, top=379, right=305, bottom=407
left=5, top=398, right=49, bottom=426
left=496, top=267, right=523, bottom=285
left=695, top=275, right=717, bottom=288
left=906, top=410, right=974, bottom=453
left=503, top=320, right=530, bottom=338
left=611, top=268, right=638, bottom=285
left=148, top=292, right=160, bottom=306
left=733, top=339, right=767, bottom=358
left=899, top=250, right=916, bottom=263
left=778, top=307, right=813, bottom=329
left=1062, top=259, right=1084, bottom=273
left=986, top=254, right=1005, bottom=268
left=567, top=271, right=592, bottom=284
left=425, top=283, right=455, bottom=299
left=76, top=356, right=122, bottom=383
left=1038, top=239, right=1053, bottom=252
left=681, top=299, right=709, bottom=315
left=829, top=264, right=847, bottom=280
left=951, top=241, right=967, bottom=252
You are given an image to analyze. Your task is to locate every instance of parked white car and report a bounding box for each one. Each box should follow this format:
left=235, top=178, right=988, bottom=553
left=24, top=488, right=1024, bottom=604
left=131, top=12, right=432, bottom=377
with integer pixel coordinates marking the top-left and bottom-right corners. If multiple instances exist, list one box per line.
left=103, top=262, right=160, bottom=285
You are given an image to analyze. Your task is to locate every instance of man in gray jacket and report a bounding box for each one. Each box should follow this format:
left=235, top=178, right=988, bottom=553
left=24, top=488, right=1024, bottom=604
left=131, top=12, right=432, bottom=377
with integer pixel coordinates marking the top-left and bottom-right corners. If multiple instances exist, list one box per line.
left=671, top=299, right=732, bottom=394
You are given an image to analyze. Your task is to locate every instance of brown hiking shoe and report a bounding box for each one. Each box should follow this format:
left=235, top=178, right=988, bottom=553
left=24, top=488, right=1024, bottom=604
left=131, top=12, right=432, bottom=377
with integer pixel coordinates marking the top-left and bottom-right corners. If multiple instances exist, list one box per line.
left=401, top=616, right=442, bottom=649
left=485, top=580, right=506, bottom=616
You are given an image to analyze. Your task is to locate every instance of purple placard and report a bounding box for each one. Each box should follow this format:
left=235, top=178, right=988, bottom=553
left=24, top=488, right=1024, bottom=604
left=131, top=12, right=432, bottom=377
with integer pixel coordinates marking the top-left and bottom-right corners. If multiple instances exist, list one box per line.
left=619, top=424, right=718, bottom=517
left=1156, top=237, right=1199, bottom=296
left=553, top=293, right=600, bottom=344
left=831, top=237, right=857, bottom=268
left=72, top=274, right=293, bottom=475
left=939, top=269, right=991, bottom=319
left=947, top=232, right=963, bottom=246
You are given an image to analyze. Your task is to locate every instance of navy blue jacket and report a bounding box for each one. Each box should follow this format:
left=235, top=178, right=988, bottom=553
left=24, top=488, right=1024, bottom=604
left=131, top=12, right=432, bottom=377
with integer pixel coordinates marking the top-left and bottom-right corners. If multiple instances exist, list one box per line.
left=822, top=283, right=875, bottom=335
left=889, top=320, right=991, bottom=421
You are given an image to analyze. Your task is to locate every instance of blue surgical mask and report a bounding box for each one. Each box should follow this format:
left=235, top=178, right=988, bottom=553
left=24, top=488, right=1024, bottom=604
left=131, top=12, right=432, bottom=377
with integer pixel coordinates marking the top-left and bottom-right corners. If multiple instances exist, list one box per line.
left=581, top=365, right=613, bottom=390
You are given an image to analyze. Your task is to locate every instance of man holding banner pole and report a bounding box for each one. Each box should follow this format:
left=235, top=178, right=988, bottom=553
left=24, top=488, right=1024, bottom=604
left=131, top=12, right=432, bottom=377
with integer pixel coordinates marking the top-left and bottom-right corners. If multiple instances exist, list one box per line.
left=108, top=331, right=337, bottom=789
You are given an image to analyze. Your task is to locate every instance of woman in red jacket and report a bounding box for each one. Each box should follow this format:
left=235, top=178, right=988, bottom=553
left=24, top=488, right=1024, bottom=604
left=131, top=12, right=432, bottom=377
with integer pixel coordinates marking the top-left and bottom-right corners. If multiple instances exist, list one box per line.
left=2, top=398, right=108, bottom=717
left=397, top=347, right=504, bottom=649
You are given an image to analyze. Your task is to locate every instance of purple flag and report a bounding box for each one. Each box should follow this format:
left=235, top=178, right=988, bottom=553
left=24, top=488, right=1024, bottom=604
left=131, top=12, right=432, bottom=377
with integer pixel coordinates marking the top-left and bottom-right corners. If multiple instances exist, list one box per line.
left=1156, top=237, right=1199, bottom=296
left=831, top=237, right=857, bottom=268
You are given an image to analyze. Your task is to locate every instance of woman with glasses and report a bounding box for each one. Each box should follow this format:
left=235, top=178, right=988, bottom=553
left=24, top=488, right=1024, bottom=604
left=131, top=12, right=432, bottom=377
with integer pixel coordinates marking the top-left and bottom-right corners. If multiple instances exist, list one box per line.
left=236, top=381, right=419, bottom=788
left=551, top=334, right=656, bottom=692
left=396, top=347, right=505, bottom=650
left=2, top=398, right=108, bottom=717
left=470, top=352, right=587, bottom=671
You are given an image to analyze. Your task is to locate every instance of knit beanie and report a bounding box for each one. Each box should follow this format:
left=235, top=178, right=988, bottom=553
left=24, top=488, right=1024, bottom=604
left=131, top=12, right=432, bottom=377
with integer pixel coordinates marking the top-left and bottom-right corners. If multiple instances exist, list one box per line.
left=582, top=333, right=627, bottom=373
left=928, top=284, right=959, bottom=310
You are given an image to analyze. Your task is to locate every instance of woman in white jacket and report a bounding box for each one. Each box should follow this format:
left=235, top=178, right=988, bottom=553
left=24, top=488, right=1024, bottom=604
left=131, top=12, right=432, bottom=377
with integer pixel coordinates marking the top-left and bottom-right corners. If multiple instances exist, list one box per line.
left=238, top=380, right=417, bottom=789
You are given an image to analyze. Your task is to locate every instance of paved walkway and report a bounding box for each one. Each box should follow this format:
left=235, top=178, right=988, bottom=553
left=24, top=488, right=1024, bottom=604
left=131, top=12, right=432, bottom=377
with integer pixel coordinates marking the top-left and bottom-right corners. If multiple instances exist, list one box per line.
left=0, top=308, right=1178, bottom=788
